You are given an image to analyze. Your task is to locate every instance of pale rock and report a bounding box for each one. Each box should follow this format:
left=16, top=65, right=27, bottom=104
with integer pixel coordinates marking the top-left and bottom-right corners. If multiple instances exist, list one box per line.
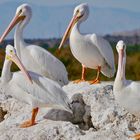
left=0, top=81, right=139, bottom=140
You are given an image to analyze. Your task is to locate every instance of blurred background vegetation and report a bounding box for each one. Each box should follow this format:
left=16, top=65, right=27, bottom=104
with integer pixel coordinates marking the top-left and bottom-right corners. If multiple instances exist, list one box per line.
left=50, top=43, right=140, bottom=81
left=0, top=39, right=140, bottom=82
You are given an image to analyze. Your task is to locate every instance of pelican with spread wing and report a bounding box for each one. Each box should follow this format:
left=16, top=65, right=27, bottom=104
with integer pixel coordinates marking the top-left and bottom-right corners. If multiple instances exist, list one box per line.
left=0, top=45, right=72, bottom=128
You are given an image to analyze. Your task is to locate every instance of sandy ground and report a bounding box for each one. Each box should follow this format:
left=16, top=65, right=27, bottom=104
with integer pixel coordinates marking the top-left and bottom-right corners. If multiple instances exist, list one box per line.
left=0, top=81, right=139, bottom=140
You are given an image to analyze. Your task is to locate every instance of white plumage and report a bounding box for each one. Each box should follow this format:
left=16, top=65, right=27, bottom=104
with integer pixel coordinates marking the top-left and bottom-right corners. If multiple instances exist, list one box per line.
left=0, top=4, right=68, bottom=86
left=90, top=34, right=115, bottom=77
left=8, top=71, right=71, bottom=111
left=1, top=45, right=72, bottom=128
left=114, top=40, right=140, bottom=139
left=114, top=40, right=140, bottom=116
left=59, top=3, right=115, bottom=84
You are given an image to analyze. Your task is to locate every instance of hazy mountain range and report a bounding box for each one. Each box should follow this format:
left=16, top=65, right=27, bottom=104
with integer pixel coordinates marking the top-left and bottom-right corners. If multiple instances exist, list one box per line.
left=113, top=29, right=140, bottom=36
left=0, top=2, right=140, bottom=39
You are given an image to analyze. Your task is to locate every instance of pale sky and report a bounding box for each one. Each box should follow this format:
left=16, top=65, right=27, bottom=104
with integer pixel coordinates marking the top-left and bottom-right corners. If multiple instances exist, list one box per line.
left=0, top=0, right=140, bottom=13
left=0, top=0, right=139, bottom=38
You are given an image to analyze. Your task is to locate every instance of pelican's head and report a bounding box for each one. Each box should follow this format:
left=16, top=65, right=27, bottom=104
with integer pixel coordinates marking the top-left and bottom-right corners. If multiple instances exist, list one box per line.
left=58, top=3, right=89, bottom=51
left=116, top=40, right=126, bottom=54
left=16, top=4, right=32, bottom=25
left=0, top=3, right=32, bottom=43
left=73, top=3, right=89, bottom=22
left=5, top=45, right=33, bottom=84
left=6, top=45, right=16, bottom=57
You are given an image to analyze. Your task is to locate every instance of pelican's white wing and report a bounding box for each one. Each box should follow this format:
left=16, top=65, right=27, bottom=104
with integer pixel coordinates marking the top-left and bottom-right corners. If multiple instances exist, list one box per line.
left=10, top=71, right=71, bottom=113
left=90, top=34, right=115, bottom=77
left=114, top=80, right=140, bottom=116
left=26, top=45, right=69, bottom=86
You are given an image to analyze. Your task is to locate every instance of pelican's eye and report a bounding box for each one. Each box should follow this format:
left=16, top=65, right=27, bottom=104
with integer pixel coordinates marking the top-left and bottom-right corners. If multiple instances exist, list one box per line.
left=76, top=10, right=84, bottom=19
left=9, top=50, right=14, bottom=55
left=19, top=9, right=22, bottom=14
left=76, top=9, right=79, bottom=13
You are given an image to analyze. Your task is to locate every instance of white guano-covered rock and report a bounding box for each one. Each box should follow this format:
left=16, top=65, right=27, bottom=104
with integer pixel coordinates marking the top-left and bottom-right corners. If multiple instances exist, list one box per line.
left=0, top=82, right=138, bottom=140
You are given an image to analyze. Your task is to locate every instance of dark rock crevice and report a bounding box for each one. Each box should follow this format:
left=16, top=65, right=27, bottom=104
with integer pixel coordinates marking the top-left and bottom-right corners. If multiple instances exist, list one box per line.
left=44, top=94, right=94, bottom=130
left=0, top=107, right=7, bottom=122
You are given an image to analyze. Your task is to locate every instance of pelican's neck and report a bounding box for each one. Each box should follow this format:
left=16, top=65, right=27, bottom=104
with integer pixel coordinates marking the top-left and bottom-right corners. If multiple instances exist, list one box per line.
left=115, top=52, right=126, bottom=89
left=14, top=22, right=27, bottom=58
left=71, top=22, right=82, bottom=39
left=74, top=22, right=81, bottom=32
left=1, top=58, right=12, bottom=83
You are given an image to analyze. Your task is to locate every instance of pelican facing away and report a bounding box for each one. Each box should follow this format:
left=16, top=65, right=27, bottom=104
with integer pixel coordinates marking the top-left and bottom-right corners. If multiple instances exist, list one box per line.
left=1, top=45, right=72, bottom=128
left=0, top=4, right=68, bottom=86
left=59, top=3, right=115, bottom=84
left=114, top=40, right=140, bottom=140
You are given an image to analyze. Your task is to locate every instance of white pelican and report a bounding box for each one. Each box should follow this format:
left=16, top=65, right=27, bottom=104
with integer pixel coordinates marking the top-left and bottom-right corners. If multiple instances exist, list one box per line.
left=1, top=44, right=72, bottom=128
left=114, top=40, right=140, bottom=140
left=59, top=3, right=115, bottom=84
left=0, top=3, right=68, bottom=86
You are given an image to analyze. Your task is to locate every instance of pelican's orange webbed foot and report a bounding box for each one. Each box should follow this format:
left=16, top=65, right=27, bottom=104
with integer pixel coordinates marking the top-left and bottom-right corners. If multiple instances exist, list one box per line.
left=20, top=107, right=39, bottom=128
left=20, top=120, right=37, bottom=128
left=73, top=79, right=85, bottom=84
left=89, top=66, right=101, bottom=84
left=131, top=132, right=140, bottom=140
left=88, top=79, right=100, bottom=84
left=73, top=65, right=86, bottom=84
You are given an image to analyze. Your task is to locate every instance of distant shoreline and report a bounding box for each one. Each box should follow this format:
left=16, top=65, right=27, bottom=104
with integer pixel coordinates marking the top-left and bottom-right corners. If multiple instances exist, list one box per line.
left=1, top=34, right=140, bottom=48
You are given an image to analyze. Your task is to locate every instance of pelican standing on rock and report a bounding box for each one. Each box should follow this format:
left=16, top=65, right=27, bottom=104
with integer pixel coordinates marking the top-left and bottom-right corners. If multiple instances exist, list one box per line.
left=59, top=3, right=115, bottom=84
left=0, top=45, right=72, bottom=128
left=0, top=4, right=68, bottom=86
left=114, top=40, right=140, bottom=140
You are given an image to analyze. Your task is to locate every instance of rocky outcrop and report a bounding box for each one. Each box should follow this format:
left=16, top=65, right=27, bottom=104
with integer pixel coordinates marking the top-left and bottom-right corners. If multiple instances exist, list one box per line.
left=0, top=82, right=138, bottom=140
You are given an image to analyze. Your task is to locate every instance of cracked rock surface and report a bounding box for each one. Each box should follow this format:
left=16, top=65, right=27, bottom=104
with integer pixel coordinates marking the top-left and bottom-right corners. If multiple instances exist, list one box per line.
left=0, top=81, right=138, bottom=140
